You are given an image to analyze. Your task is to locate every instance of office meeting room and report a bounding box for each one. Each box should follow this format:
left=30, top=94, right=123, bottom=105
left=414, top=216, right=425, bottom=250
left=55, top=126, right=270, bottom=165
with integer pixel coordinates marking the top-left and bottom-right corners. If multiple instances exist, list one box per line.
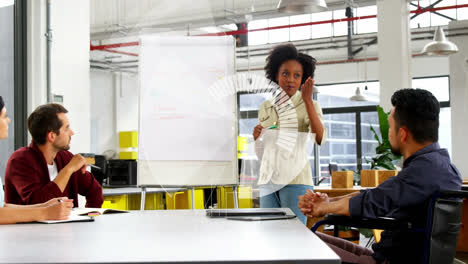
left=1, top=0, right=468, bottom=263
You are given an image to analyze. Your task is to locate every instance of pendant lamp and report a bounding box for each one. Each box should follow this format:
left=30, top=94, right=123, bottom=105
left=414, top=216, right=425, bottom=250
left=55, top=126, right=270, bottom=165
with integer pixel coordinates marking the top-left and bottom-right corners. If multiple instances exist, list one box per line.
left=421, top=27, right=458, bottom=56
left=277, top=0, right=327, bottom=13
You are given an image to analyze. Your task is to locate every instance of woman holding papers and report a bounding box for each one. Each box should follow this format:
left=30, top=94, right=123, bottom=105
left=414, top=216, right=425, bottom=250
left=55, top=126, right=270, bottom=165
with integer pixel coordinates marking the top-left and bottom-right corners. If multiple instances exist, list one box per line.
left=252, top=44, right=326, bottom=224
left=0, top=96, right=73, bottom=224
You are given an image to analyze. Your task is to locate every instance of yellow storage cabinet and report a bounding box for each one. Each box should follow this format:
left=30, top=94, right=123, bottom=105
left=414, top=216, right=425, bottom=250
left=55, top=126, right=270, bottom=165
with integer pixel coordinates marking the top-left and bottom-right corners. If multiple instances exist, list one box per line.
left=217, top=186, right=253, bottom=209
left=165, top=189, right=204, bottom=209
left=102, top=193, right=165, bottom=210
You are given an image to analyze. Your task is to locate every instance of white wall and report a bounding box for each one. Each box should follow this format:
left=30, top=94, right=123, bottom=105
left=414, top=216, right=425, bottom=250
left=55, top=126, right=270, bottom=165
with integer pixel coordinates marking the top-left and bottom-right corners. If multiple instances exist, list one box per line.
left=89, top=71, right=138, bottom=154
left=449, top=20, right=468, bottom=180
left=27, top=0, right=47, bottom=118
left=90, top=70, right=117, bottom=154
left=50, top=0, right=91, bottom=153
left=115, top=73, right=139, bottom=132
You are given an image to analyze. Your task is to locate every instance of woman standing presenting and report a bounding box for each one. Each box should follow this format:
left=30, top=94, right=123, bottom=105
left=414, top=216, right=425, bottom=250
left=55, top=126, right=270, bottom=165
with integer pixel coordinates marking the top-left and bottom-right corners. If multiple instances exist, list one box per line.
left=252, top=44, right=326, bottom=224
left=0, top=96, right=73, bottom=224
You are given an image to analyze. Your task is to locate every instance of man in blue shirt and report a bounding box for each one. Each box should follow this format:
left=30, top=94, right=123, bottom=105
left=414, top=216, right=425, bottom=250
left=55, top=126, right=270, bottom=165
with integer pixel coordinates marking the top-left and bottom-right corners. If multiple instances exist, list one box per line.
left=298, top=88, right=462, bottom=263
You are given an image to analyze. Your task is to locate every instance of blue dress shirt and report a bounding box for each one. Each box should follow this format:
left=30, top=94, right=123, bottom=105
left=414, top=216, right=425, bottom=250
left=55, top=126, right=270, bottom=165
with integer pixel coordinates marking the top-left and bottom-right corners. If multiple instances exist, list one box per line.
left=349, top=143, right=462, bottom=263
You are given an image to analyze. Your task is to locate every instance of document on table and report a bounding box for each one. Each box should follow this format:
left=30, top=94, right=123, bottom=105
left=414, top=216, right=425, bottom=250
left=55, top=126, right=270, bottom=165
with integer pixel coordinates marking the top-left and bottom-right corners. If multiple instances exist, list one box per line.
left=72, top=207, right=128, bottom=216
left=37, top=212, right=94, bottom=224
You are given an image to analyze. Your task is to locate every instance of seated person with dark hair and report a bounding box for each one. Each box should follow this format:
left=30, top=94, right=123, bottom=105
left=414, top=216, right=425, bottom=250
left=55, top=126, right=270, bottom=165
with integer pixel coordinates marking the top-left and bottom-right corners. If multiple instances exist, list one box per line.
left=298, top=88, right=462, bottom=264
left=0, top=96, right=73, bottom=224
left=5, top=104, right=103, bottom=208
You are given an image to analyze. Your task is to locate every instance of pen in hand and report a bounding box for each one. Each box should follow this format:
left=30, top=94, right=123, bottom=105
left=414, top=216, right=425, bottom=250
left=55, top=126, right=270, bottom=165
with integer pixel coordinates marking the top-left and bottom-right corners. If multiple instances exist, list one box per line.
left=87, top=164, right=102, bottom=170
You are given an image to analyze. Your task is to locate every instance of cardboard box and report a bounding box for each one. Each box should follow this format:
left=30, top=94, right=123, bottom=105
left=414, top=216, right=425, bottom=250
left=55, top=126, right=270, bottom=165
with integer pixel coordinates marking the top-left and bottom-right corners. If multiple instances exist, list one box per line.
left=361, top=170, right=379, bottom=187
left=378, top=170, right=398, bottom=184
left=331, top=171, right=354, bottom=188
left=361, top=170, right=398, bottom=187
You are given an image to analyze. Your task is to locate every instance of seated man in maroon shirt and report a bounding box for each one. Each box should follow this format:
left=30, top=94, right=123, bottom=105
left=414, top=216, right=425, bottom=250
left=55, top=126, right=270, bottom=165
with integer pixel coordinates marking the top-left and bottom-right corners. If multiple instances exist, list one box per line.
left=4, top=104, right=103, bottom=208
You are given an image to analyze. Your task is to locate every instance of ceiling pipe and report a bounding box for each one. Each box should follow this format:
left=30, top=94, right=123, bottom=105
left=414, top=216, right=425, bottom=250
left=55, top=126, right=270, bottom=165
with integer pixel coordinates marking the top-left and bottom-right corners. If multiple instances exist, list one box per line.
left=89, top=3, right=468, bottom=52
left=237, top=53, right=425, bottom=71
left=237, top=30, right=468, bottom=57
left=235, top=31, right=468, bottom=59
left=96, top=53, right=426, bottom=71
left=90, top=41, right=139, bottom=51
left=198, top=3, right=468, bottom=36
left=90, top=59, right=139, bottom=64
left=101, top=48, right=138, bottom=57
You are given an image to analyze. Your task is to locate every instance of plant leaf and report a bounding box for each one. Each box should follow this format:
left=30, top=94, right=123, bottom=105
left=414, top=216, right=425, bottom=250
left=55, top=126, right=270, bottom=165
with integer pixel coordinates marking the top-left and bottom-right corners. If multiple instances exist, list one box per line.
left=376, top=106, right=390, bottom=147
left=359, top=228, right=374, bottom=238
left=370, top=125, right=382, bottom=146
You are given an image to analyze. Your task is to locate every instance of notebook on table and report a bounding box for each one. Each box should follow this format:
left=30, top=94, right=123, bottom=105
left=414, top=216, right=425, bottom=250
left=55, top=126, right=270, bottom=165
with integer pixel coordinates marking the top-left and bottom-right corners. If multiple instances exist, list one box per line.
left=73, top=208, right=128, bottom=216
left=36, top=208, right=127, bottom=224
left=37, top=214, right=94, bottom=224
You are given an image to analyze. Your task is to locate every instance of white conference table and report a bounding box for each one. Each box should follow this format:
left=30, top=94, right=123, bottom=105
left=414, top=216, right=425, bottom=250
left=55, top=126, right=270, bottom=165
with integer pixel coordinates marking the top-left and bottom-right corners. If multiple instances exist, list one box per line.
left=0, top=209, right=340, bottom=263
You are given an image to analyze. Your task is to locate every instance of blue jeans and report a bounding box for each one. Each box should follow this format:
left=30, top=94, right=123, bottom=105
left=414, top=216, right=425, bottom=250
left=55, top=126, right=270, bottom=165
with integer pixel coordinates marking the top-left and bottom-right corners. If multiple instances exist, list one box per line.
left=259, top=184, right=313, bottom=224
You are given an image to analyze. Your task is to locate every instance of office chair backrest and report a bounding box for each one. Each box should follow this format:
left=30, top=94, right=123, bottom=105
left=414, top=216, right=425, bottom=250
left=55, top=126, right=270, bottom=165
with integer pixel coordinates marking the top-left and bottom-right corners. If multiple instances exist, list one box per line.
left=328, top=163, right=338, bottom=175
left=427, top=195, right=464, bottom=264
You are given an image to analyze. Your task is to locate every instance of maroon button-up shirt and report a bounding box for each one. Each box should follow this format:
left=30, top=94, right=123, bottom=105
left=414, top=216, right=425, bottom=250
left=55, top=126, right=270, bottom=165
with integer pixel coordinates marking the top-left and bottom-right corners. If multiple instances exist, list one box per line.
left=4, top=142, right=103, bottom=208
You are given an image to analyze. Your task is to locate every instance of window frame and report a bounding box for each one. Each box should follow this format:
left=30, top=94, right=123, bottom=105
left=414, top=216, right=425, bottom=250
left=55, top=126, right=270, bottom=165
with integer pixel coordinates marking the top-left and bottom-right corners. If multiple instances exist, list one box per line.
left=236, top=75, right=451, bottom=186
left=14, top=0, right=28, bottom=148
left=318, top=75, right=450, bottom=184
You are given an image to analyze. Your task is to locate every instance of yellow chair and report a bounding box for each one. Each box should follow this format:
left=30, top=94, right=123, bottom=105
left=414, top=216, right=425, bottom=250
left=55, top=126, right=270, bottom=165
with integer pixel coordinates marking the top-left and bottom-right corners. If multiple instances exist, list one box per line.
left=165, top=189, right=204, bottom=209
left=373, top=229, right=383, bottom=243
left=217, top=186, right=253, bottom=209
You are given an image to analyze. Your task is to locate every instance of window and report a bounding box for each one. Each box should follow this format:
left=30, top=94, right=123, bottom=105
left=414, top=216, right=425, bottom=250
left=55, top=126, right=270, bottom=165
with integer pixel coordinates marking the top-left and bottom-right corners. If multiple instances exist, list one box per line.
left=246, top=4, right=385, bottom=45
left=439, top=107, right=452, bottom=157
left=268, top=16, right=290, bottom=43
left=361, top=111, right=381, bottom=170
left=316, top=81, right=379, bottom=108
left=0, top=2, right=15, bottom=183
left=248, top=19, right=268, bottom=46
left=237, top=73, right=451, bottom=185
left=435, top=0, right=457, bottom=26
left=356, top=6, right=378, bottom=34
left=0, top=0, right=27, bottom=185
left=458, top=0, right=468, bottom=20
left=319, top=112, right=358, bottom=184
left=410, top=1, right=431, bottom=29
left=290, top=14, right=311, bottom=41
left=410, top=0, right=460, bottom=28
left=311, top=11, right=333, bottom=39
left=413, top=76, right=450, bottom=101
left=238, top=92, right=272, bottom=136
left=316, top=76, right=452, bottom=185
left=332, top=9, right=347, bottom=37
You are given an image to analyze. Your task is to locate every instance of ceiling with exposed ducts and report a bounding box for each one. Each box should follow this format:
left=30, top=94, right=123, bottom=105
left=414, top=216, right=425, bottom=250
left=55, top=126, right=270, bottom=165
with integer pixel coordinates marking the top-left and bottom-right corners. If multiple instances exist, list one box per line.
left=90, top=0, right=376, bottom=40
left=89, top=0, right=468, bottom=73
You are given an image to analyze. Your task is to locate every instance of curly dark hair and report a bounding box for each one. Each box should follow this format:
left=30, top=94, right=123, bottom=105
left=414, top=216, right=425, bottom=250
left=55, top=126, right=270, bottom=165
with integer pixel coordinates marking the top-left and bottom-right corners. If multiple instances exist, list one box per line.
left=264, top=44, right=316, bottom=85
left=391, top=88, right=439, bottom=144
left=27, top=103, right=69, bottom=145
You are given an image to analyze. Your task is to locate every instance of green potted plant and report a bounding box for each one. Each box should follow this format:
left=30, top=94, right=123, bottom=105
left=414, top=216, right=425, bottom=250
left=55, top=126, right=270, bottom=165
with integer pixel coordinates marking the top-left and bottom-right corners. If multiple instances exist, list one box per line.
left=367, top=106, right=402, bottom=170
left=358, top=106, right=403, bottom=241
